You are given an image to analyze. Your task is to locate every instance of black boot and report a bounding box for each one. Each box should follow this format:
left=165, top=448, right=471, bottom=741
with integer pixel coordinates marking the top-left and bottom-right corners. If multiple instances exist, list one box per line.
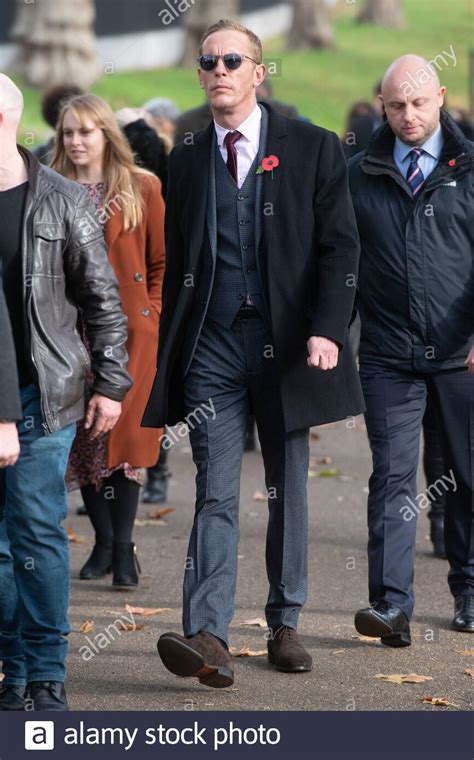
left=0, top=684, right=26, bottom=711
left=27, top=681, right=68, bottom=711
left=142, top=466, right=169, bottom=503
left=79, top=540, right=113, bottom=580
left=429, top=515, right=446, bottom=558
left=112, top=542, right=141, bottom=588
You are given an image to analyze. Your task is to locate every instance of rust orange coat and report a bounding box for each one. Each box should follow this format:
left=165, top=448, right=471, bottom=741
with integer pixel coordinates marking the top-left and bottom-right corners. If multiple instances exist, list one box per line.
left=105, top=174, right=165, bottom=468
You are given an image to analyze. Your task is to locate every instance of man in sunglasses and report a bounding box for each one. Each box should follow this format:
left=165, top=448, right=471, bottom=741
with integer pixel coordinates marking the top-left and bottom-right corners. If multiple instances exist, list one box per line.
left=143, top=19, right=363, bottom=688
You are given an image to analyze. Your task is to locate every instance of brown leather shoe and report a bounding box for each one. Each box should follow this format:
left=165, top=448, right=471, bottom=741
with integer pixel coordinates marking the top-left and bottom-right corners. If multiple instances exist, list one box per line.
left=157, top=630, right=234, bottom=688
left=268, top=626, right=312, bottom=672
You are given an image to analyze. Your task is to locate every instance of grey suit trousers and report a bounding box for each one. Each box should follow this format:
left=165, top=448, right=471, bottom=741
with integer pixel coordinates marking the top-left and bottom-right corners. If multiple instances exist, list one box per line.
left=182, top=315, right=309, bottom=643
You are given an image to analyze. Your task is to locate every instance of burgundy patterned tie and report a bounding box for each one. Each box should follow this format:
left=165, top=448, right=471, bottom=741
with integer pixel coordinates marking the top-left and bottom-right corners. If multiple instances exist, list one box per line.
left=224, top=130, right=242, bottom=183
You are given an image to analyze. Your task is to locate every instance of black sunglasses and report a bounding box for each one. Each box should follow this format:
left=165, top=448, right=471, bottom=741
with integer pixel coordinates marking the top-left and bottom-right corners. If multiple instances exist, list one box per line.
left=197, top=53, right=260, bottom=71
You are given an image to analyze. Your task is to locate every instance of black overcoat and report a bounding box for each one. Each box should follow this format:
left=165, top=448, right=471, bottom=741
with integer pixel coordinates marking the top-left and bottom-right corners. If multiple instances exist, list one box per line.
left=142, top=103, right=365, bottom=431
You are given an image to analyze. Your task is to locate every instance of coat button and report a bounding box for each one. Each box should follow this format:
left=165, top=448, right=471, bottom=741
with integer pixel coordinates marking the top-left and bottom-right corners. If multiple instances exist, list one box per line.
left=134, top=272, right=144, bottom=282
left=141, top=308, right=150, bottom=317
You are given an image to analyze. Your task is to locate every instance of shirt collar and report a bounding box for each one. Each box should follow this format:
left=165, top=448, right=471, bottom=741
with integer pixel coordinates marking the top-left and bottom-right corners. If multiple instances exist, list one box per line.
left=394, top=124, right=444, bottom=163
left=214, top=103, right=262, bottom=146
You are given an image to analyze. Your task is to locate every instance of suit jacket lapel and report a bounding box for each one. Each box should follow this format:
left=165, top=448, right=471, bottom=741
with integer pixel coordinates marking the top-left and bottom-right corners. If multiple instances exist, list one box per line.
left=206, top=131, right=217, bottom=260
left=187, top=122, right=214, bottom=272
left=259, top=103, right=288, bottom=259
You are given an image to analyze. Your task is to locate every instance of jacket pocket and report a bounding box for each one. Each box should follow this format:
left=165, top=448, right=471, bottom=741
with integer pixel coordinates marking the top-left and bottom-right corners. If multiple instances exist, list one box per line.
left=34, top=222, right=67, bottom=277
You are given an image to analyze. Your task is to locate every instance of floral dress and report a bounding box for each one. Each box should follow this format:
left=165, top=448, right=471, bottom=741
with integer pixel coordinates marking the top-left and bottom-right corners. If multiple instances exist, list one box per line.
left=66, top=182, right=142, bottom=491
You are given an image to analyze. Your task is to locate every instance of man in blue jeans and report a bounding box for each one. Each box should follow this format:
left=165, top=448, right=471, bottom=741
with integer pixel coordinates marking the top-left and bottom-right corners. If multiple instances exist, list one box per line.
left=0, top=75, right=132, bottom=711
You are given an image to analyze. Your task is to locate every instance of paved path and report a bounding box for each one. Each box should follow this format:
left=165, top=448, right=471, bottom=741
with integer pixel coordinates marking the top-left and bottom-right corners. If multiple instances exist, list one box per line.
left=65, top=419, right=473, bottom=712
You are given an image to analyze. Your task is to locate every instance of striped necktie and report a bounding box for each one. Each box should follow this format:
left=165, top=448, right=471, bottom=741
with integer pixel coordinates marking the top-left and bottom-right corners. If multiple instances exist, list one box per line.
left=406, top=148, right=424, bottom=195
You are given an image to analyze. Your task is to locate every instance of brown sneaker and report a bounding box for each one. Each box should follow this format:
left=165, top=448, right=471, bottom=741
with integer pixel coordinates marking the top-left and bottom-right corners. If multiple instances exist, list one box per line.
left=267, top=626, right=312, bottom=672
left=157, top=630, right=234, bottom=688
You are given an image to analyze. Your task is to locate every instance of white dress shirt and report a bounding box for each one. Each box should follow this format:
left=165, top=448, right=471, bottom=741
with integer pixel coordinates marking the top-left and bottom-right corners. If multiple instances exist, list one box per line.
left=214, top=104, right=262, bottom=188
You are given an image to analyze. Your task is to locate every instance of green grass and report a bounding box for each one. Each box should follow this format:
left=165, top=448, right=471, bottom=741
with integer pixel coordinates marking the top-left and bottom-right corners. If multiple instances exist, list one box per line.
left=15, top=0, right=472, bottom=144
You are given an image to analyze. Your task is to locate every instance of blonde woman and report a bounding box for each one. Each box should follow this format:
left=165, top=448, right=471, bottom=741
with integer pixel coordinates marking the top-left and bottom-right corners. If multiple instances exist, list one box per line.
left=51, top=94, right=165, bottom=588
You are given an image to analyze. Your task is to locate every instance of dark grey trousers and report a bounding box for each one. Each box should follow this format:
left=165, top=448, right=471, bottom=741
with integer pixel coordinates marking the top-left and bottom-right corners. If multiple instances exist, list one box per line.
left=182, top=316, right=309, bottom=643
left=360, top=364, right=474, bottom=619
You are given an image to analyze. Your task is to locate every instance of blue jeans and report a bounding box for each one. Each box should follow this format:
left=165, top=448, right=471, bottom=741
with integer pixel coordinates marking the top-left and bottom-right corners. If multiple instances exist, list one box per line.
left=0, top=385, right=76, bottom=686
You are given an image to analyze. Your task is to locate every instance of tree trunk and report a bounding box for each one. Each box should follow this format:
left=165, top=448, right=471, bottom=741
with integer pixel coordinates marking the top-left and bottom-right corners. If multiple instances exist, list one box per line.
left=288, top=0, right=335, bottom=50
left=357, top=0, right=406, bottom=29
left=181, top=0, right=240, bottom=68
left=11, top=0, right=101, bottom=90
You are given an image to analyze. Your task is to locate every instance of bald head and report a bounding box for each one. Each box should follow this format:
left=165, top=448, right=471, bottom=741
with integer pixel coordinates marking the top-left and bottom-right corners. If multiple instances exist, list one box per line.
left=382, top=55, right=441, bottom=96
left=0, top=74, right=24, bottom=130
left=379, top=54, right=446, bottom=147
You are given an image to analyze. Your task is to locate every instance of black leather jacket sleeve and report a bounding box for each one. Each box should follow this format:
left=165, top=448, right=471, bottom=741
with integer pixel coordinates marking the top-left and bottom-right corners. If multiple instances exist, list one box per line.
left=63, top=189, right=133, bottom=402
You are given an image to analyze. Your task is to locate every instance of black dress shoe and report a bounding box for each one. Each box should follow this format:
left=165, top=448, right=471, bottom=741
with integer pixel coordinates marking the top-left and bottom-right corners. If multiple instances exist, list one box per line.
left=79, top=540, right=113, bottom=579
left=354, top=600, right=411, bottom=647
left=112, top=542, right=141, bottom=588
left=142, top=468, right=169, bottom=503
left=0, top=684, right=26, bottom=711
left=429, top=516, right=446, bottom=558
left=27, top=682, right=68, bottom=711
left=267, top=626, right=312, bottom=672
left=158, top=630, right=234, bottom=688
left=452, top=596, right=474, bottom=632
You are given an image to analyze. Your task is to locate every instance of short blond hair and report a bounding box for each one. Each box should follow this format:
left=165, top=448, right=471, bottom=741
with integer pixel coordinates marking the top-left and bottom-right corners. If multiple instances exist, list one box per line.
left=199, top=19, right=263, bottom=64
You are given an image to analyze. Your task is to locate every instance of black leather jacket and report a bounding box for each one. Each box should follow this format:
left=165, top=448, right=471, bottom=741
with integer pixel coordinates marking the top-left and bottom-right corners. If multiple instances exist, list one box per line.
left=18, top=147, right=132, bottom=433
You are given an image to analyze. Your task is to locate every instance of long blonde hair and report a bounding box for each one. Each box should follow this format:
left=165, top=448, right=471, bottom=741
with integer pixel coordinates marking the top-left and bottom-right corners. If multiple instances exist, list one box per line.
left=51, top=93, right=153, bottom=232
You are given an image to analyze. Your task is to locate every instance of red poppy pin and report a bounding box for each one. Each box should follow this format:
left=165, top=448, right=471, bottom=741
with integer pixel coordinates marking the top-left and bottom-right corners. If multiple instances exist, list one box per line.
left=256, top=155, right=280, bottom=179
left=448, top=159, right=456, bottom=167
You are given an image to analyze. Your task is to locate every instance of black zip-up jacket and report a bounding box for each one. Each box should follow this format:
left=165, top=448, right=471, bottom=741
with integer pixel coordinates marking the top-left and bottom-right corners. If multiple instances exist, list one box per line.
left=349, top=111, right=473, bottom=372
left=17, top=147, right=132, bottom=433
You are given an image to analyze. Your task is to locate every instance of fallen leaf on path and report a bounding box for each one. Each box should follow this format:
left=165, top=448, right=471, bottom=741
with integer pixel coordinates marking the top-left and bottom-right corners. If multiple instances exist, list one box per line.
left=252, top=490, right=266, bottom=502
left=230, top=645, right=267, bottom=657
left=374, top=673, right=433, bottom=685
left=146, top=508, right=175, bottom=520
left=463, top=668, right=474, bottom=678
left=308, top=470, right=318, bottom=478
left=79, top=620, right=94, bottom=634
left=134, top=519, right=168, bottom=527
left=125, top=605, right=172, bottom=616
left=420, top=696, right=459, bottom=707
left=331, top=649, right=345, bottom=655
left=67, top=527, right=86, bottom=543
left=456, top=649, right=474, bottom=656
left=310, top=432, right=320, bottom=441
left=310, top=456, right=333, bottom=467
left=318, top=469, right=340, bottom=477
left=351, top=634, right=380, bottom=642
left=236, top=617, right=267, bottom=628
left=118, top=622, right=144, bottom=632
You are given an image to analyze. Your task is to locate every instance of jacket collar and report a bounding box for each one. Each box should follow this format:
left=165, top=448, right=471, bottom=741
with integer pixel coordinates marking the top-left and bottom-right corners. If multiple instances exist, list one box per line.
left=17, top=145, right=44, bottom=197
left=361, top=110, right=473, bottom=177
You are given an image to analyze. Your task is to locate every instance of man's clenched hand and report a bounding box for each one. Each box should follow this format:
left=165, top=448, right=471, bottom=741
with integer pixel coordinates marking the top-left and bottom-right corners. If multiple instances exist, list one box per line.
left=85, top=394, right=122, bottom=440
left=307, top=336, right=339, bottom=370
left=0, top=422, right=20, bottom=468
left=465, top=346, right=474, bottom=374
